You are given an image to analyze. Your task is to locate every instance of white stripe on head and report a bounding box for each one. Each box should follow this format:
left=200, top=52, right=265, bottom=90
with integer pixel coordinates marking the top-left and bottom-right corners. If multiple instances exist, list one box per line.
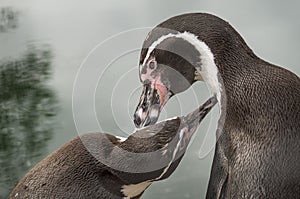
left=141, top=31, right=222, bottom=103
left=142, top=33, right=177, bottom=67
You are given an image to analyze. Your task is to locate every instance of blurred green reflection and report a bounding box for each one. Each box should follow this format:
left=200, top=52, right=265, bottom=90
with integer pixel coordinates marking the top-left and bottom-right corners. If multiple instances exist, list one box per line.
left=0, top=7, right=18, bottom=32
left=0, top=45, right=58, bottom=198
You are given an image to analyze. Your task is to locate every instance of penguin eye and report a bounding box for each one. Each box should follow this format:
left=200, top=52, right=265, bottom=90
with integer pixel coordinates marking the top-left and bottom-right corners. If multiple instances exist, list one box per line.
left=149, top=61, right=156, bottom=70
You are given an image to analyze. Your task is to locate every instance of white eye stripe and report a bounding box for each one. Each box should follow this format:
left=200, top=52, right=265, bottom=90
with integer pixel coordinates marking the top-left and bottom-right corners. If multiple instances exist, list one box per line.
left=142, top=33, right=176, bottom=66
left=140, top=57, right=157, bottom=74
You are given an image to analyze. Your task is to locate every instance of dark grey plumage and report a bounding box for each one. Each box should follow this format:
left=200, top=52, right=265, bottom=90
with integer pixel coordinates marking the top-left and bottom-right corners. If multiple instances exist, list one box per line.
left=9, top=97, right=216, bottom=199
left=134, top=13, right=300, bottom=198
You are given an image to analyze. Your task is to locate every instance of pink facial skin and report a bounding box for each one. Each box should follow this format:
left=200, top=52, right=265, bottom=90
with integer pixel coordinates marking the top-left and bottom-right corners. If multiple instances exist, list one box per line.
left=140, top=58, right=169, bottom=109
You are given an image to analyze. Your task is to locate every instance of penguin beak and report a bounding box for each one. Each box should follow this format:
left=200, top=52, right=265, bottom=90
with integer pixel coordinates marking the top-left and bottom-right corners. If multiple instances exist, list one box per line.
left=179, top=96, right=217, bottom=150
left=134, top=83, right=171, bottom=128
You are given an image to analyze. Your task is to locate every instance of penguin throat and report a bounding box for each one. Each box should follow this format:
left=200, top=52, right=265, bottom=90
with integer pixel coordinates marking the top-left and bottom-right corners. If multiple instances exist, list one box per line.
left=155, top=128, right=185, bottom=181
left=121, top=130, right=185, bottom=199
left=142, top=31, right=222, bottom=103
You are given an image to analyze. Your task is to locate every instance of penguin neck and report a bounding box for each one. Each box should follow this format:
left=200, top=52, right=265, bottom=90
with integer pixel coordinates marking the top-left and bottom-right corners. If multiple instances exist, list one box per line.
left=154, top=31, right=257, bottom=113
left=160, top=31, right=224, bottom=107
left=144, top=30, right=258, bottom=116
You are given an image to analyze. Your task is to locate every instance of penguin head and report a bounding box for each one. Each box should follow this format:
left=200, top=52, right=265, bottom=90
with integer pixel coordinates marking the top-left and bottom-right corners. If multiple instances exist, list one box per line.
left=134, top=35, right=201, bottom=128
left=159, top=96, right=216, bottom=160
left=133, top=13, right=255, bottom=128
left=124, top=97, right=216, bottom=179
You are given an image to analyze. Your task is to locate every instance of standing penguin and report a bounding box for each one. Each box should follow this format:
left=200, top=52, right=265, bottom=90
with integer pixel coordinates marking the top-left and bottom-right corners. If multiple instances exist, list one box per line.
left=133, top=13, right=300, bottom=198
left=9, top=97, right=216, bottom=199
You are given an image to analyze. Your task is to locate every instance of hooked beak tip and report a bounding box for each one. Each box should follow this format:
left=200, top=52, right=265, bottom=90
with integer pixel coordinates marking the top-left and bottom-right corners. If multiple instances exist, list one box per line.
left=134, top=83, right=170, bottom=128
left=133, top=111, right=160, bottom=128
left=133, top=114, right=142, bottom=128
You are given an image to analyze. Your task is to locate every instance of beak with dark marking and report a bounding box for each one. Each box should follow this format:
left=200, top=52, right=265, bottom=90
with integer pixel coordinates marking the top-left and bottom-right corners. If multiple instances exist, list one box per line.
left=134, top=83, right=171, bottom=128
left=178, top=95, right=217, bottom=150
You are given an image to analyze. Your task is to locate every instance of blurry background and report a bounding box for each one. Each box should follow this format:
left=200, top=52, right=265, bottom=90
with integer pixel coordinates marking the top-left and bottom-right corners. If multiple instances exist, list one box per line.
left=0, top=0, right=299, bottom=198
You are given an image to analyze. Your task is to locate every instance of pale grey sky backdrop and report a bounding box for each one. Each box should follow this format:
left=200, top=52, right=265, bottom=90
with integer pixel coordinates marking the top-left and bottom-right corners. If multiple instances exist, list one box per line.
left=0, top=0, right=299, bottom=198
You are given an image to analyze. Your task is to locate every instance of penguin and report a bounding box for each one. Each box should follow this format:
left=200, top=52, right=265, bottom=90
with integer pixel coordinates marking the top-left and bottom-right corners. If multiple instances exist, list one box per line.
left=133, top=13, right=300, bottom=198
left=9, top=97, right=216, bottom=199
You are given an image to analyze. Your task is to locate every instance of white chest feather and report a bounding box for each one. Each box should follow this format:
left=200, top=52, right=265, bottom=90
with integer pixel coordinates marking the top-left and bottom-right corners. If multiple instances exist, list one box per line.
left=122, top=181, right=152, bottom=199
